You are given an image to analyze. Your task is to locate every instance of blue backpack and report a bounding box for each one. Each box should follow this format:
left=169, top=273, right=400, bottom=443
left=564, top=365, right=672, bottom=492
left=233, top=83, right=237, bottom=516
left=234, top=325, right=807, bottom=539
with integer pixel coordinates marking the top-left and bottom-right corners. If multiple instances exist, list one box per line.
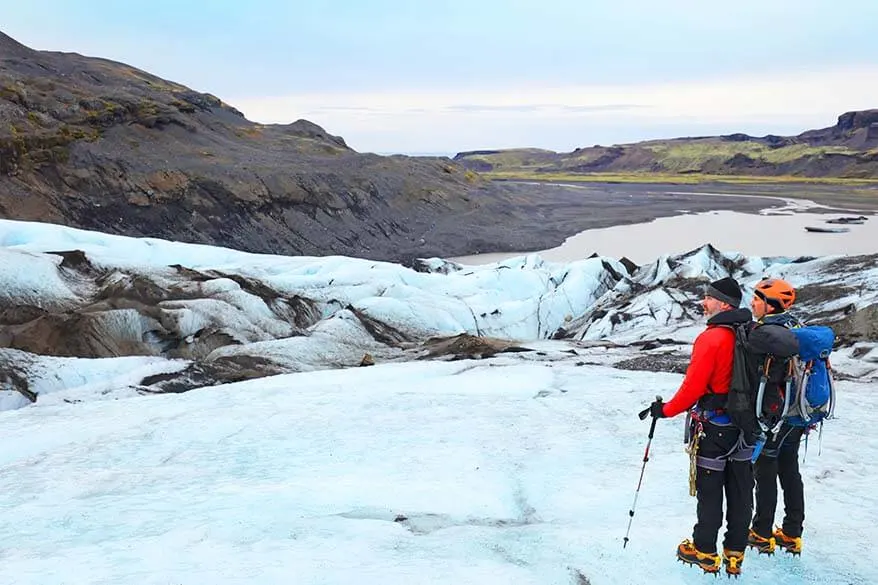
left=785, top=325, right=837, bottom=427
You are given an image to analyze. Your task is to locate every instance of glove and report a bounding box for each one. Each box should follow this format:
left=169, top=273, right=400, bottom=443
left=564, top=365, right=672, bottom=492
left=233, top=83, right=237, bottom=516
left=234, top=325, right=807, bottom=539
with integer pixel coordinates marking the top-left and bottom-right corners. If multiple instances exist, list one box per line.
left=649, top=399, right=666, bottom=419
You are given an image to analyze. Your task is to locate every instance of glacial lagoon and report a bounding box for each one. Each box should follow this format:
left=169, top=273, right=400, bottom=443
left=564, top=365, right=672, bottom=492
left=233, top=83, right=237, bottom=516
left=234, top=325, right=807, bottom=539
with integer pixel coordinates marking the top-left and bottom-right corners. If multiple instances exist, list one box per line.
left=451, top=202, right=876, bottom=266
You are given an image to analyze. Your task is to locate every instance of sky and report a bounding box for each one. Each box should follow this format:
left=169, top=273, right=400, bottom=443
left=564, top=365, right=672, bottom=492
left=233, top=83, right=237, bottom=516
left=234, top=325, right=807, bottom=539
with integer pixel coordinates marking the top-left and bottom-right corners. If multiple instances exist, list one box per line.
left=1, top=219, right=877, bottom=584
left=4, top=1, right=878, bottom=154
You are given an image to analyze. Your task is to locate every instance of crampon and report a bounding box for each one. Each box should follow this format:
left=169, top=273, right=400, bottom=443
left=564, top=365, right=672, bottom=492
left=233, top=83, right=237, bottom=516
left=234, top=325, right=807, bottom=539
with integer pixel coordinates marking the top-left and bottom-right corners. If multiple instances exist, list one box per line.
left=747, top=529, right=776, bottom=555
left=723, top=549, right=745, bottom=578
left=676, top=540, right=721, bottom=575
left=773, top=528, right=802, bottom=555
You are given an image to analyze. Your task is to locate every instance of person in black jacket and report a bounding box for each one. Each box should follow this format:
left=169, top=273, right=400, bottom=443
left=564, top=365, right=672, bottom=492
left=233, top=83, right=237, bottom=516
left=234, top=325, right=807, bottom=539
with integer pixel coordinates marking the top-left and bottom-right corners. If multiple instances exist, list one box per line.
left=647, top=277, right=754, bottom=577
left=747, top=278, right=806, bottom=556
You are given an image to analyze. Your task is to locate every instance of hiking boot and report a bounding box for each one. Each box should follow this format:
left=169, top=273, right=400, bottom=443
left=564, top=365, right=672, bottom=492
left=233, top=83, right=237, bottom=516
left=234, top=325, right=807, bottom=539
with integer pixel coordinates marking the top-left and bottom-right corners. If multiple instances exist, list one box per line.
left=747, top=529, right=776, bottom=555
left=723, top=549, right=745, bottom=578
left=676, top=539, right=721, bottom=574
left=773, top=528, right=802, bottom=555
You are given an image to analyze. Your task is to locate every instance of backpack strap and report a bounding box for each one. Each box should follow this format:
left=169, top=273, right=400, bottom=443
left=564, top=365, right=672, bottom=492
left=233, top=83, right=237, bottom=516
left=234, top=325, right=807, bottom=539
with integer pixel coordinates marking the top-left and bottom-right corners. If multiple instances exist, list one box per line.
left=779, top=359, right=795, bottom=423
left=754, top=356, right=772, bottom=430
left=797, top=358, right=816, bottom=422
left=825, top=357, right=838, bottom=420
left=755, top=354, right=796, bottom=438
left=793, top=355, right=837, bottom=427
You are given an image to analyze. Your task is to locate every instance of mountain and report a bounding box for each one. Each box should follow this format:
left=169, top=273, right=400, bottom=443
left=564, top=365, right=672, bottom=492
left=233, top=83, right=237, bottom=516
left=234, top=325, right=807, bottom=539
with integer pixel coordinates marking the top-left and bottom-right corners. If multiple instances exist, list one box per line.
left=454, top=111, right=878, bottom=180
left=0, top=31, right=502, bottom=263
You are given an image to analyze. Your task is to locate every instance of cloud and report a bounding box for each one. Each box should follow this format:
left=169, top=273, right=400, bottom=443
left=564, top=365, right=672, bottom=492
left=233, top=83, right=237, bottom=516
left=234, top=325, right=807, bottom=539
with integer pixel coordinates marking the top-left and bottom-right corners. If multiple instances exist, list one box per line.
left=295, top=103, right=648, bottom=118
left=227, top=66, right=878, bottom=153
left=442, top=104, right=646, bottom=114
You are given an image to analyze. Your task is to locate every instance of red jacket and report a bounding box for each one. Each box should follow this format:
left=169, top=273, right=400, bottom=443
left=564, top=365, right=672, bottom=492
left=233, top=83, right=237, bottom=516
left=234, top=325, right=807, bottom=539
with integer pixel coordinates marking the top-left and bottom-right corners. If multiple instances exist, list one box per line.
left=662, top=323, right=738, bottom=418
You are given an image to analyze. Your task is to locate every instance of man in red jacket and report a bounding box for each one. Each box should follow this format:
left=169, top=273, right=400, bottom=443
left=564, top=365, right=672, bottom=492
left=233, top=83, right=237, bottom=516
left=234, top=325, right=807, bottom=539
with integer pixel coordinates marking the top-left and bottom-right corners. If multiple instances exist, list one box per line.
left=647, top=276, right=754, bottom=577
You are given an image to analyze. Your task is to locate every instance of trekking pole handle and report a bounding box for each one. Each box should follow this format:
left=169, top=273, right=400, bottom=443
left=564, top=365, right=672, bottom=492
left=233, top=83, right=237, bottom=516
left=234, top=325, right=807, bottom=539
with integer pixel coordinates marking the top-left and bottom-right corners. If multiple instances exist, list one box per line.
left=638, top=395, right=663, bottom=421
left=647, top=409, right=659, bottom=440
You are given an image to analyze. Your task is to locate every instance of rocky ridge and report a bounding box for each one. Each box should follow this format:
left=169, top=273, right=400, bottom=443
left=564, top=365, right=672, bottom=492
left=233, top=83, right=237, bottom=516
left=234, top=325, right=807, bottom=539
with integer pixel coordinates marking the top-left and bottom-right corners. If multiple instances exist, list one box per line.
left=0, top=31, right=493, bottom=263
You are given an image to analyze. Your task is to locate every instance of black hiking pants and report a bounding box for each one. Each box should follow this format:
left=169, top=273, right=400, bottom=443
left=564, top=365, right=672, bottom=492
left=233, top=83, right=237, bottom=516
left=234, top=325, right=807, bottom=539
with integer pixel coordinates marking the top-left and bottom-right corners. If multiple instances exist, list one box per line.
left=692, top=422, right=754, bottom=554
left=752, top=425, right=805, bottom=538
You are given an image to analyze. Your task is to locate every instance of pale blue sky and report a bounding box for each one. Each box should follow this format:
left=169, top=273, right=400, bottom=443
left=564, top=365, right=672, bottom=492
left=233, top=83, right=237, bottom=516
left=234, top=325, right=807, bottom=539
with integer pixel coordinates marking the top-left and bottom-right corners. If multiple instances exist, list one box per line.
left=4, top=1, right=878, bottom=154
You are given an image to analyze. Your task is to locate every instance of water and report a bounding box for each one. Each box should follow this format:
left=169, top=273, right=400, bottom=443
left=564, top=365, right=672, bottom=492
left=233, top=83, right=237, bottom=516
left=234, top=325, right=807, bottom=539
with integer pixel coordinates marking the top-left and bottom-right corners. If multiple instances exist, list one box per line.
left=450, top=209, right=876, bottom=265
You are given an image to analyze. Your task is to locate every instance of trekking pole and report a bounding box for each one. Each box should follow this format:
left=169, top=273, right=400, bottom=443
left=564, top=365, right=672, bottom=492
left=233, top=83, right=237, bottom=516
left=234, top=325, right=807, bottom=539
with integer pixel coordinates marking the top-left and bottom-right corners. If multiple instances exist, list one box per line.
left=623, top=395, right=662, bottom=549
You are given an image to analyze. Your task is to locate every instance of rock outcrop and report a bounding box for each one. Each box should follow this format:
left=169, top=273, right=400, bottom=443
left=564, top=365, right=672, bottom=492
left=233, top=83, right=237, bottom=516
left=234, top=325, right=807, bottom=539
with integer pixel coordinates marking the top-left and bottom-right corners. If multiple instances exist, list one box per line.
left=0, top=31, right=491, bottom=263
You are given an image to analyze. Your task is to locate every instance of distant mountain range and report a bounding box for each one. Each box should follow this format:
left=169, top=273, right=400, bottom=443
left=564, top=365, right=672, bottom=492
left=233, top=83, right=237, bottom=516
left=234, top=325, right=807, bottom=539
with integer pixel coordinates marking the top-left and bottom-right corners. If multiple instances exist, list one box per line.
left=454, top=110, right=878, bottom=181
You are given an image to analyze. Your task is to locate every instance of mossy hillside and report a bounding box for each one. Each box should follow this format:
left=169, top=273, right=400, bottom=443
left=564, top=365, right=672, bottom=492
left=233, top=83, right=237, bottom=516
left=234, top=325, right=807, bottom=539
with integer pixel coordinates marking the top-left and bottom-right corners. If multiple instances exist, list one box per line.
left=643, top=141, right=859, bottom=171
left=455, top=113, right=878, bottom=179
left=483, top=170, right=878, bottom=185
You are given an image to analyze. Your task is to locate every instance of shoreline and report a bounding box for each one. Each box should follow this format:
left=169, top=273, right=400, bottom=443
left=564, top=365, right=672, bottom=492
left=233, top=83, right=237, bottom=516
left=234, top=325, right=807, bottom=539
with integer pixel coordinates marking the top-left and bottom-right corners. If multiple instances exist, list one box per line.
left=449, top=207, right=876, bottom=265
left=489, top=178, right=878, bottom=212
left=507, top=180, right=830, bottom=212
left=418, top=180, right=874, bottom=263
left=486, top=173, right=878, bottom=189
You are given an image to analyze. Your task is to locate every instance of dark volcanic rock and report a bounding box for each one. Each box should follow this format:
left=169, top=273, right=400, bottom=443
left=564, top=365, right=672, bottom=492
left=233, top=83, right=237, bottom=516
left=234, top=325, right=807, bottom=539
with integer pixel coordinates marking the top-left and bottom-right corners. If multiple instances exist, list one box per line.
left=419, top=333, right=532, bottom=360
left=798, top=109, right=878, bottom=149
left=613, top=353, right=689, bottom=374
left=721, top=133, right=752, bottom=142
left=0, top=31, right=492, bottom=263
left=837, top=110, right=878, bottom=132
left=139, top=355, right=290, bottom=394
left=831, top=304, right=878, bottom=345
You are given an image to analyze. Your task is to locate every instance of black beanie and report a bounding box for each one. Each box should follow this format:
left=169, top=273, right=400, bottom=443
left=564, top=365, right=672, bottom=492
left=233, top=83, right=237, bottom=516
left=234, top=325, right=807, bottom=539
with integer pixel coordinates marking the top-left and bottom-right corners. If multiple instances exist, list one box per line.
left=705, top=277, right=742, bottom=307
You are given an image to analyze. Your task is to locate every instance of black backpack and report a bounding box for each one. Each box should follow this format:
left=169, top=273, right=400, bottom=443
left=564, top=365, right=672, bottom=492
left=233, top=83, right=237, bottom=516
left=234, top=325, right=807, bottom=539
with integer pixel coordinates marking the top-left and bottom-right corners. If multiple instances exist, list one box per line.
left=725, top=322, right=800, bottom=444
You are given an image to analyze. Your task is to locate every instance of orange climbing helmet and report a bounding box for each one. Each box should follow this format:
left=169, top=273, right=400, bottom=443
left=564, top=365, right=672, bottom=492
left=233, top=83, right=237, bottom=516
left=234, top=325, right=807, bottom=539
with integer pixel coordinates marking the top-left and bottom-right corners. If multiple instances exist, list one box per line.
left=754, top=278, right=796, bottom=311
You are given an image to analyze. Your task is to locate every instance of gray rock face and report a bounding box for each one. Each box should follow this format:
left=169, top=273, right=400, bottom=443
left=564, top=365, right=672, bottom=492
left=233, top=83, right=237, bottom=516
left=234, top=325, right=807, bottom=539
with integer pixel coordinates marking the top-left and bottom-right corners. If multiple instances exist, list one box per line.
left=0, top=30, right=494, bottom=263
